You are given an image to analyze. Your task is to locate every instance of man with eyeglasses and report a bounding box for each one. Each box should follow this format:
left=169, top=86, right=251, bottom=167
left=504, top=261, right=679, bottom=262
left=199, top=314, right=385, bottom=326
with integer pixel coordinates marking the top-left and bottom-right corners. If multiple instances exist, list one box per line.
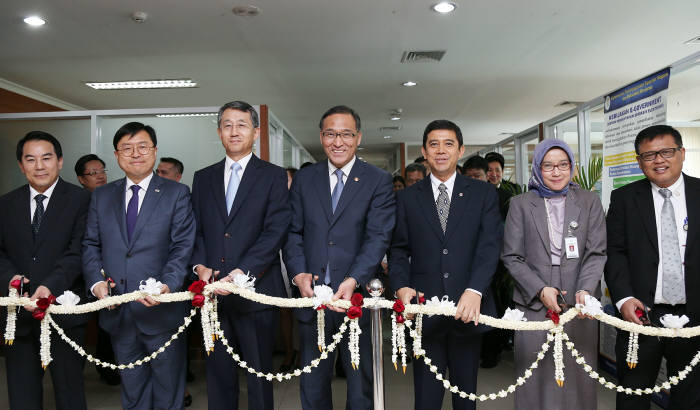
left=284, top=105, right=395, bottom=410
left=75, top=154, right=107, bottom=192
left=605, top=124, right=700, bottom=409
left=83, top=122, right=195, bottom=410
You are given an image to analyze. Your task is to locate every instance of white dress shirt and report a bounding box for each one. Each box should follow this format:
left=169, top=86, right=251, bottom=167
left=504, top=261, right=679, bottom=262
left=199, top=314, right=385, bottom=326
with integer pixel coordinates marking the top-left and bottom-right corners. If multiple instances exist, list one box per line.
left=224, top=152, right=252, bottom=194
left=29, top=178, right=59, bottom=221
left=125, top=173, right=154, bottom=214
left=615, top=176, right=688, bottom=310
left=429, top=171, right=481, bottom=297
left=328, top=156, right=356, bottom=193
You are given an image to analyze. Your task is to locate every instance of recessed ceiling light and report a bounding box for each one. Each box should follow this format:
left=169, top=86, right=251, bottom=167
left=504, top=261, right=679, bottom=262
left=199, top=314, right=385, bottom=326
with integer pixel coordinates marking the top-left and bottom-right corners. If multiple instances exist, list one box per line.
left=402, top=81, right=417, bottom=87
left=432, top=2, right=457, bottom=14
left=383, top=135, right=392, bottom=139
left=24, top=16, right=46, bottom=26
left=85, top=79, right=197, bottom=90
left=156, top=113, right=216, bottom=118
left=390, top=116, right=401, bottom=121
left=232, top=5, right=261, bottom=16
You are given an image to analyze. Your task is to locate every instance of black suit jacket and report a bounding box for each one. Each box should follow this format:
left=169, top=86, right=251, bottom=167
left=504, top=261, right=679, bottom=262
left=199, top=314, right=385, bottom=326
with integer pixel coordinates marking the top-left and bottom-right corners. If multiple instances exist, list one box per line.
left=0, top=178, right=91, bottom=336
left=389, top=175, right=503, bottom=335
left=605, top=173, right=700, bottom=324
left=190, top=154, right=290, bottom=313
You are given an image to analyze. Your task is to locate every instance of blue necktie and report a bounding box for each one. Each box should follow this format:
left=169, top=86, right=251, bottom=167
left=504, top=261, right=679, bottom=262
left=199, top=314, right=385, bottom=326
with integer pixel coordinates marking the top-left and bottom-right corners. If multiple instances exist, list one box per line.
left=226, top=162, right=242, bottom=214
left=126, top=185, right=140, bottom=241
left=325, top=169, right=345, bottom=285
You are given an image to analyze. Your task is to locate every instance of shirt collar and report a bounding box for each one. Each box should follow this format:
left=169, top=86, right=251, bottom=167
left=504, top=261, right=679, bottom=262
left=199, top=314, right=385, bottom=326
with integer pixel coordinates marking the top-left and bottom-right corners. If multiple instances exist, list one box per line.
left=328, top=156, right=356, bottom=178
left=29, top=178, right=59, bottom=200
left=650, top=174, right=684, bottom=197
left=430, top=171, right=457, bottom=193
left=126, top=172, right=154, bottom=193
left=225, top=151, right=253, bottom=173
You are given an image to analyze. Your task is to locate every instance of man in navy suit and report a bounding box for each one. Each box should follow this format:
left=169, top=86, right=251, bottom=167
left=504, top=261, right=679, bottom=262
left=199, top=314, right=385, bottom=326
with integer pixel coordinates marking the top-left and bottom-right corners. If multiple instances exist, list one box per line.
left=284, top=105, right=395, bottom=410
left=83, top=122, right=195, bottom=410
left=190, top=101, right=290, bottom=410
left=389, top=120, right=502, bottom=410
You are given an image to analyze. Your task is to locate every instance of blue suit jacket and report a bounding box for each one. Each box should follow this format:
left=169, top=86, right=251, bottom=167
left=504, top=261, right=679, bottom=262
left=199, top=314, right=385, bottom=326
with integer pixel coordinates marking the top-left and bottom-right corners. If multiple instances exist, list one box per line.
left=389, top=175, right=502, bottom=334
left=190, top=154, right=290, bottom=313
left=284, top=159, right=395, bottom=322
left=82, top=173, right=195, bottom=335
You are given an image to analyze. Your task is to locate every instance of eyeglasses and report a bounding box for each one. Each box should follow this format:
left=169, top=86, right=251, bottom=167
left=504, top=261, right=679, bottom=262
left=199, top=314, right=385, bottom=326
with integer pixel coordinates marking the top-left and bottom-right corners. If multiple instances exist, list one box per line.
left=83, top=169, right=107, bottom=176
left=541, top=161, right=571, bottom=172
left=116, top=144, right=155, bottom=156
left=637, top=147, right=682, bottom=162
left=321, top=130, right=357, bottom=141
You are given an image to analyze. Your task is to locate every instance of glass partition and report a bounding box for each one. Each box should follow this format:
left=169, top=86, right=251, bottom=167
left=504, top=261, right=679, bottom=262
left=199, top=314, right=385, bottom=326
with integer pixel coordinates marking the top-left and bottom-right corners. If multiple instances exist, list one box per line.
left=502, top=140, right=516, bottom=182
left=551, top=115, right=580, bottom=164
left=0, top=117, right=90, bottom=195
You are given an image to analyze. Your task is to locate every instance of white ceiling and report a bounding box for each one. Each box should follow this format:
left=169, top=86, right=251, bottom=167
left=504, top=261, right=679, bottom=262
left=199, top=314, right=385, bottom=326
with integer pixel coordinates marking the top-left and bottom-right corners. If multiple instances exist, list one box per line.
left=2, top=0, right=700, bottom=160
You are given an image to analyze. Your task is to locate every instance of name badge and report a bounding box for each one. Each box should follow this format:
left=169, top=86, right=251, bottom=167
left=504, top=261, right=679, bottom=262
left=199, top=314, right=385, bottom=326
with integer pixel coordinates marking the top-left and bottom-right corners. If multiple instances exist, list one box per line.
left=565, top=237, right=579, bottom=259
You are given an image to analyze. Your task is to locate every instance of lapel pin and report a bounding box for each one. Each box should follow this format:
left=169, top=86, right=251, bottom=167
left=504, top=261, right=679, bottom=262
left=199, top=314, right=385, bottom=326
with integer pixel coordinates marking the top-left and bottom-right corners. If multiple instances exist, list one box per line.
left=683, top=217, right=688, bottom=231
left=354, top=177, right=359, bottom=182
left=458, top=192, right=464, bottom=197
left=569, top=221, right=578, bottom=230
left=154, top=189, right=160, bottom=193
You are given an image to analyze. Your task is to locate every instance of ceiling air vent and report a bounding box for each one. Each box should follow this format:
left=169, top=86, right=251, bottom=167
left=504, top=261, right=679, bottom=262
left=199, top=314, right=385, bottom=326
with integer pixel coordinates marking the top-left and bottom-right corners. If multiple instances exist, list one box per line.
left=379, top=126, right=402, bottom=132
left=554, top=101, right=585, bottom=107
left=401, top=50, right=446, bottom=63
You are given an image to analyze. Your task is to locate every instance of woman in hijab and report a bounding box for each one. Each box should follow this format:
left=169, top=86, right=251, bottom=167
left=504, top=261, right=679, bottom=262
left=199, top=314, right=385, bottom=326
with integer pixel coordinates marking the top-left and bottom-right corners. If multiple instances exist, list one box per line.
left=502, top=139, right=606, bottom=409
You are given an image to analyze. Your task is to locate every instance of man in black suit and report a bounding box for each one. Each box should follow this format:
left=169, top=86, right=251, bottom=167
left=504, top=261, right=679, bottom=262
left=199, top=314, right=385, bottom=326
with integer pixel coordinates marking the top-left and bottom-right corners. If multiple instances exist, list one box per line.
left=390, top=120, right=502, bottom=410
left=0, top=131, right=90, bottom=410
left=190, top=101, right=290, bottom=410
left=605, top=124, right=700, bottom=409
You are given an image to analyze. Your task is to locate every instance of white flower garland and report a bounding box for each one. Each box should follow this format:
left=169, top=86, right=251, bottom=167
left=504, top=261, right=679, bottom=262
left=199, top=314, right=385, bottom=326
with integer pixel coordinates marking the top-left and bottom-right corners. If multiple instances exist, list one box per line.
left=213, top=315, right=349, bottom=381
left=413, top=313, right=423, bottom=358
left=563, top=331, right=700, bottom=395
left=405, top=320, right=553, bottom=401
left=626, top=332, right=639, bottom=369
left=349, top=318, right=361, bottom=370
left=4, top=288, right=17, bottom=345
left=553, top=327, right=565, bottom=387
left=317, top=309, right=325, bottom=352
left=200, top=297, right=214, bottom=353
left=47, top=308, right=197, bottom=370
left=391, top=312, right=408, bottom=373
left=40, top=313, right=52, bottom=368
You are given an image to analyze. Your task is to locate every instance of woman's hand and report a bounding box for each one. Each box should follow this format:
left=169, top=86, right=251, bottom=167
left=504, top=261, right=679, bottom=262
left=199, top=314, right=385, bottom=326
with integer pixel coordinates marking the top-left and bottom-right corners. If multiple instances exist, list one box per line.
left=575, top=290, right=591, bottom=319
left=539, top=287, right=566, bottom=312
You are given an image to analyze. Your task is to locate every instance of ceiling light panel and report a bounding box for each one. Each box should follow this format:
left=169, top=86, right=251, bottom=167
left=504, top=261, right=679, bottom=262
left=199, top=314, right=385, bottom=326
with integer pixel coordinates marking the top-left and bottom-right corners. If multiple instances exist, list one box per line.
left=85, top=79, right=197, bottom=90
left=156, top=113, right=216, bottom=118
left=24, top=16, right=46, bottom=26
left=432, top=2, right=457, bottom=13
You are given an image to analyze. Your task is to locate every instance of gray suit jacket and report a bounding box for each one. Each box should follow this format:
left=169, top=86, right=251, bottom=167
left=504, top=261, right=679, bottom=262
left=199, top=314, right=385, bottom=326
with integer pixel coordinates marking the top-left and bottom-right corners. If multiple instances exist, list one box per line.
left=502, top=186, right=606, bottom=311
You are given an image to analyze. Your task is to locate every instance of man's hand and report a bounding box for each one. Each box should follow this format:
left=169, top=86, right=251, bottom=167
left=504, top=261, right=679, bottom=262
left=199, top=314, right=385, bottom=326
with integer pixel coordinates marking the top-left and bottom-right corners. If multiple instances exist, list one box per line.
left=93, top=281, right=117, bottom=309
left=197, top=265, right=227, bottom=295
left=395, top=287, right=424, bottom=320
left=26, top=285, right=52, bottom=312
left=139, top=284, right=170, bottom=307
left=215, top=268, right=247, bottom=296
left=455, top=289, right=482, bottom=325
left=539, top=287, right=566, bottom=313
left=620, top=298, right=646, bottom=325
left=9, top=275, right=29, bottom=296
left=293, top=273, right=318, bottom=298
left=330, top=277, right=357, bottom=313
left=575, top=290, right=591, bottom=319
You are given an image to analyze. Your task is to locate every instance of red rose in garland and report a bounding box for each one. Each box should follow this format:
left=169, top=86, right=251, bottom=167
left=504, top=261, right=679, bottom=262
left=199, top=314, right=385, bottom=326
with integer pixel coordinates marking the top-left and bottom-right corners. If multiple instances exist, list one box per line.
left=347, top=306, right=362, bottom=319
left=10, top=279, right=21, bottom=290
left=546, top=309, right=560, bottom=325
left=350, top=293, right=364, bottom=307
left=191, top=294, right=205, bottom=307
left=188, top=280, right=206, bottom=294
left=392, top=299, right=405, bottom=313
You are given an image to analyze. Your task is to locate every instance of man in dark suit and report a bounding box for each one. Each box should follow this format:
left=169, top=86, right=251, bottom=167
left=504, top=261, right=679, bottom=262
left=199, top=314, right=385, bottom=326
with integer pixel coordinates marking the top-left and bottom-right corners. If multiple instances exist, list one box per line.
left=605, top=124, right=700, bottom=409
left=284, top=105, right=395, bottom=410
left=390, top=120, right=502, bottom=410
left=190, top=101, right=290, bottom=410
left=0, top=131, right=90, bottom=410
left=83, top=122, right=195, bottom=410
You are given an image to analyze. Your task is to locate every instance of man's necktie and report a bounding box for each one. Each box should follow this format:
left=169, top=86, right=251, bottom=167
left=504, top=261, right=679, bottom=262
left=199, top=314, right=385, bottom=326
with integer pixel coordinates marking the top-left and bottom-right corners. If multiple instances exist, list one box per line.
left=437, top=183, right=450, bottom=233
left=325, top=169, right=345, bottom=285
left=31, top=194, right=46, bottom=236
left=331, top=168, right=344, bottom=213
left=126, top=185, right=140, bottom=241
left=659, top=188, right=685, bottom=304
left=226, top=162, right=242, bottom=214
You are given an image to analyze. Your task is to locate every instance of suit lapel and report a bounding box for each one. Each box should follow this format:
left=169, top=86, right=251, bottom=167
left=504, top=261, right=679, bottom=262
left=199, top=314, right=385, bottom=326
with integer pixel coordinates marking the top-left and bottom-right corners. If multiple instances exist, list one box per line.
left=129, top=174, right=164, bottom=248
left=313, top=161, right=333, bottom=224
left=443, top=176, right=470, bottom=243
left=561, top=188, right=581, bottom=248
left=330, top=160, right=366, bottom=226
left=416, top=178, right=445, bottom=241
left=112, top=179, right=128, bottom=245
left=684, top=174, right=700, bottom=259
left=529, top=193, right=551, bottom=254
left=227, top=155, right=260, bottom=224
left=211, top=159, right=228, bottom=222
left=14, top=185, right=34, bottom=249
left=634, top=179, right=658, bottom=254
